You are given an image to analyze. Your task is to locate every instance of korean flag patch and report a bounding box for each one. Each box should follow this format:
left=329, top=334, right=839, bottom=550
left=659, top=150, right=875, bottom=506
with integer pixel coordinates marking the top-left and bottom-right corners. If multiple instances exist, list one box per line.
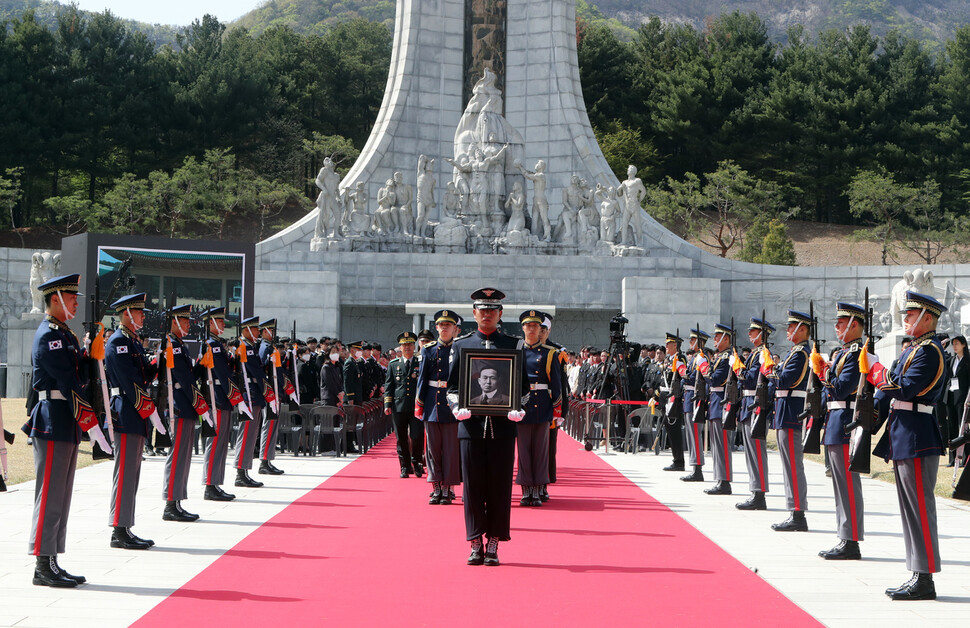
left=116, top=345, right=128, bottom=354
left=48, top=340, right=63, bottom=350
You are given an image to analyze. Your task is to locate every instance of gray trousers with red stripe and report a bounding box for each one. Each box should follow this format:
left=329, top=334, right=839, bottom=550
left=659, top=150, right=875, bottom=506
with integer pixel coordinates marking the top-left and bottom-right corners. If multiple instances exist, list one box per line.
left=110, top=433, right=145, bottom=527
left=826, top=443, right=864, bottom=541
left=740, top=419, right=769, bottom=492
left=203, top=409, right=232, bottom=486
left=708, top=419, right=733, bottom=482
left=685, top=418, right=705, bottom=467
left=776, top=428, right=807, bottom=511
left=29, top=439, right=79, bottom=556
left=259, top=405, right=280, bottom=462
left=235, top=416, right=259, bottom=470
left=162, top=417, right=196, bottom=501
left=894, top=456, right=941, bottom=573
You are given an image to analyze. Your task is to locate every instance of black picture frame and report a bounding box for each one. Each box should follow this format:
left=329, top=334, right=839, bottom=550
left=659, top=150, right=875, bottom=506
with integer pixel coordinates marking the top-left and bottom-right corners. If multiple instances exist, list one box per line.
left=458, top=349, right=522, bottom=416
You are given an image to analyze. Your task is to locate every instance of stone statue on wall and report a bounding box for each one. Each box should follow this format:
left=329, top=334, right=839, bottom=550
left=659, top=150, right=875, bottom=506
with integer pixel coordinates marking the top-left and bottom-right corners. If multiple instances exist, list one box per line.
left=345, top=181, right=372, bottom=236
left=447, top=145, right=507, bottom=236
left=514, top=159, right=550, bottom=242
left=889, top=269, right=936, bottom=331
left=313, top=158, right=342, bottom=240
left=415, top=154, right=436, bottom=238
left=376, top=178, right=397, bottom=235
left=557, top=175, right=583, bottom=245
left=392, top=171, right=414, bottom=236
left=505, top=180, right=527, bottom=234
left=29, top=252, right=44, bottom=314
left=598, top=186, right=620, bottom=243
left=616, top=165, right=646, bottom=247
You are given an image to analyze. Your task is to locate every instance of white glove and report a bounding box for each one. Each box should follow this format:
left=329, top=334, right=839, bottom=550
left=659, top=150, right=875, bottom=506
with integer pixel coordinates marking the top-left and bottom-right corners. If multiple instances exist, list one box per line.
left=89, top=425, right=112, bottom=455
left=199, top=410, right=214, bottom=427
left=455, top=408, right=472, bottom=421
left=148, top=409, right=166, bottom=435
left=289, top=392, right=299, bottom=404
left=507, top=409, right=526, bottom=422
left=866, top=352, right=879, bottom=368
left=271, top=399, right=280, bottom=414
left=555, top=417, right=565, bottom=428
left=236, top=401, right=254, bottom=420
left=446, top=393, right=459, bottom=406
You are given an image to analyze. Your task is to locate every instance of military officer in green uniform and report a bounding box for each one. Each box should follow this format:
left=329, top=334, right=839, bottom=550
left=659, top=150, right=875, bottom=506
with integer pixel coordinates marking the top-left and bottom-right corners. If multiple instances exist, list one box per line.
left=385, top=332, right=424, bottom=478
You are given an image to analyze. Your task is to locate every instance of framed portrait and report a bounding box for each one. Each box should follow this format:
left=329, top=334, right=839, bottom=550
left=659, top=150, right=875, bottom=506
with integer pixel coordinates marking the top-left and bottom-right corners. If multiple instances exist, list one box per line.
left=458, top=349, right=523, bottom=416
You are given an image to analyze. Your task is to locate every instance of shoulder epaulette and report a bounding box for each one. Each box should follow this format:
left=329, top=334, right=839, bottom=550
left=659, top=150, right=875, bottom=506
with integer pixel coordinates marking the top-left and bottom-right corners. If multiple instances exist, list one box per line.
left=455, top=331, right=474, bottom=341
left=389, top=357, right=401, bottom=363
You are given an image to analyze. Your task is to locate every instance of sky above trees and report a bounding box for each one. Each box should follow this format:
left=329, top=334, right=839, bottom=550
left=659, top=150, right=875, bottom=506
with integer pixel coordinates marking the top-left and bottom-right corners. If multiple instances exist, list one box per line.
left=68, top=0, right=261, bottom=25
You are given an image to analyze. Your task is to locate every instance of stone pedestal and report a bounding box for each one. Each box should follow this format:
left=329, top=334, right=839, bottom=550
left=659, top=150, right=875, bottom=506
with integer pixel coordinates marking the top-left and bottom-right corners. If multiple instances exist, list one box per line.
left=875, top=330, right=909, bottom=367
left=6, top=314, right=43, bottom=398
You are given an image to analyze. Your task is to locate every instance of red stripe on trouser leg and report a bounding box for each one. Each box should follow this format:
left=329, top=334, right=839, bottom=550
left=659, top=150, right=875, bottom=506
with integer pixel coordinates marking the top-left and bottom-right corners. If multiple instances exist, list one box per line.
left=842, top=443, right=858, bottom=541
left=113, top=433, right=127, bottom=526
left=723, top=430, right=731, bottom=476
left=914, top=457, right=935, bottom=572
left=757, top=440, right=766, bottom=491
left=788, top=430, right=800, bottom=510
left=33, top=440, right=55, bottom=555
left=167, top=420, right=183, bottom=501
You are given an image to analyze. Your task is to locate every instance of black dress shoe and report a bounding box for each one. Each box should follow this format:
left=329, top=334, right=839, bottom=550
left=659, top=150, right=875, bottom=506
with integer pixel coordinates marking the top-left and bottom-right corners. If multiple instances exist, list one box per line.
left=235, top=470, right=264, bottom=487
left=110, top=527, right=151, bottom=550
left=819, top=540, right=861, bottom=560
left=449, top=488, right=456, bottom=500
left=885, top=573, right=918, bottom=596
left=467, top=538, right=485, bottom=566
left=205, top=485, right=234, bottom=501
left=267, top=461, right=285, bottom=474
left=258, top=461, right=284, bottom=475
left=888, top=573, right=936, bottom=600
left=163, top=501, right=197, bottom=522
left=664, top=462, right=686, bottom=472
left=704, top=480, right=732, bottom=495
left=772, top=511, right=808, bottom=532
left=680, top=467, right=704, bottom=482
left=520, top=494, right=532, bottom=507
left=400, top=467, right=410, bottom=478
left=216, top=486, right=236, bottom=500
left=735, top=492, right=767, bottom=510
left=414, top=463, right=424, bottom=478
left=540, top=486, right=550, bottom=502
left=130, top=530, right=155, bottom=547
left=439, top=492, right=453, bottom=505
left=32, top=556, right=78, bottom=588
left=429, top=490, right=442, bottom=505
left=484, top=538, right=500, bottom=566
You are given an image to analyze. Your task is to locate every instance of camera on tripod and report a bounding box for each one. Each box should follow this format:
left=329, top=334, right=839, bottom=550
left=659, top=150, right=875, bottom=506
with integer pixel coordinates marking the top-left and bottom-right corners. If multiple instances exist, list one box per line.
left=609, top=314, right=628, bottom=341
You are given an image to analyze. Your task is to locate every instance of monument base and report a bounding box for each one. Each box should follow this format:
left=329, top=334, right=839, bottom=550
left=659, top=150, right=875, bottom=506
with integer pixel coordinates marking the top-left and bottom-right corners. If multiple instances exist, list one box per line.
left=874, top=330, right=909, bottom=367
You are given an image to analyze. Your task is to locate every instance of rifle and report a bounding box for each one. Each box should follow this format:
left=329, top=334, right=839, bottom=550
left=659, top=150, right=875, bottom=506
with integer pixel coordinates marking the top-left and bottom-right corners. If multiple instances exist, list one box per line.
left=692, top=321, right=708, bottom=424
left=236, top=319, right=254, bottom=417
left=722, top=317, right=740, bottom=431
left=801, top=301, right=824, bottom=454
left=950, top=398, right=970, bottom=500
left=162, top=292, right=177, bottom=440
left=846, top=288, right=875, bottom=474
left=199, top=311, right=219, bottom=437
left=751, top=309, right=771, bottom=440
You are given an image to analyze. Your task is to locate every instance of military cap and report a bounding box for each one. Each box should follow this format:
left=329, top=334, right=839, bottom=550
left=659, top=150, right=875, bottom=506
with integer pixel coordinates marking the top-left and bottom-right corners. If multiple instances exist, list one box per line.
left=111, top=292, right=146, bottom=312
left=39, top=273, right=83, bottom=296
left=540, top=312, right=553, bottom=329
left=519, top=309, right=544, bottom=325
left=372, top=343, right=382, bottom=352
left=169, top=304, right=192, bottom=318
left=689, top=328, right=710, bottom=342
left=835, top=302, right=866, bottom=321
left=397, top=331, right=417, bottom=344
left=418, top=329, right=435, bottom=342
left=905, top=291, right=947, bottom=316
left=749, top=317, right=775, bottom=334
left=348, top=340, right=363, bottom=350
left=259, top=318, right=277, bottom=330
left=434, top=309, right=460, bottom=324
left=665, top=332, right=683, bottom=344
left=202, top=306, right=226, bottom=320
left=471, top=287, right=506, bottom=310
left=787, top=310, right=813, bottom=325
left=713, top=322, right=734, bottom=337
left=241, top=315, right=260, bottom=329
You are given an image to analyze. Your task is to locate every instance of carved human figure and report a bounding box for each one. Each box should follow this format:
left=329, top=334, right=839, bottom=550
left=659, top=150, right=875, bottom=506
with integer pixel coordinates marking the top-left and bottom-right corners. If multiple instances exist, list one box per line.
left=514, top=159, right=550, bottom=241
left=392, top=171, right=414, bottom=235
left=313, top=158, right=342, bottom=239
left=29, top=252, right=44, bottom=314
left=442, top=181, right=461, bottom=222
left=415, top=155, right=436, bottom=237
left=376, top=178, right=397, bottom=234
left=447, top=145, right=507, bottom=232
left=483, top=134, right=506, bottom=215
left=599, top=186, right=619, bottom=242
left=346, top=181, right=371, bottom=235
left=557, top=174, right=584, bottom=244
left=505, top=180, right=527, bottom=234
left=616, top=164, right=646, bottom=246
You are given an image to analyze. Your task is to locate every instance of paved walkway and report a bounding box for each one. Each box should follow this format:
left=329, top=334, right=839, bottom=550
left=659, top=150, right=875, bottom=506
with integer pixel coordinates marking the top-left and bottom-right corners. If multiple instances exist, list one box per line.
left=1, top=439, right=968, bottom=627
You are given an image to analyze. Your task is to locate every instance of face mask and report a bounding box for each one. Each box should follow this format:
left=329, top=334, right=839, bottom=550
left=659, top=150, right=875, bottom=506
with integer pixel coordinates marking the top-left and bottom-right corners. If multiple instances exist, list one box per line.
left=300, top=353, right=310, bottom=362
left=330, top=352, right=340, bottom=362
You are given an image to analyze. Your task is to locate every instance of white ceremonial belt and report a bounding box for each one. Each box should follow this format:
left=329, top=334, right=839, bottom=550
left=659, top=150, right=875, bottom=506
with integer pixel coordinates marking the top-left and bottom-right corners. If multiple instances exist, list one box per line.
left=39, top=390, right=66, bottom=400
left=892, top=400, right=935, bottom=414
left=110, top=387, right=121, bottom=397
left=683, top=385, right=695, bottom=391
left=530, top=384, right=549, bottom=390
left=710, top=386, right=725, bottom=393
left=775, top=390, right=807, bottom=399
left=660, top=387, right=670, bottom=393
left=742, top=390, right=756, bottom=397
left=429, top=380, right=448, bottom=388
left=826, top=401, right=856, bottom=410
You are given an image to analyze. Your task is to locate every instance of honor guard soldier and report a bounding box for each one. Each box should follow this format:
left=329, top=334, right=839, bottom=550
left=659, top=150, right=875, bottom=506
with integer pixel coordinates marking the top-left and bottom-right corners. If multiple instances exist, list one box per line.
left=26, top=274, right=108, bottom=587
left=736, top=318, right=774, bottom=510
left=678, top=328, right=710, bottom=482
left=386, top=332, right=424, bottom=478
left=539, top=313, right=568, bottom=502
left=234, top=316, right=277, bottom=488
left=104, top=293, right=163, bottom=549
left=703, top=323, right=735, bottom=495
left=258, top=319, right=292, bottom=475
left=867, top=292, right=948, bottom=600
left=770, top=310, right=812, bottom=532
left=416, top=310, right=462, bottom=503
left=817, top=302, right=866, bottom=560
left=661, top=332, right=686, bottom=472
left=448, top=288, right=528, bottom=566
left=516, top=310, right=562, bottom=506
left=418, top=329, right=436, bottom=352
left=160, top=304, right=211, bottom=522
left=198, top=307, right=253, bottom=500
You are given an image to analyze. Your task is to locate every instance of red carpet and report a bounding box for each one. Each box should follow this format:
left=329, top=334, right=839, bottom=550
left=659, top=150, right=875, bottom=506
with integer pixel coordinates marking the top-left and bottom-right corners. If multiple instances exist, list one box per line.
left=134, top=434, right=820, bottom=627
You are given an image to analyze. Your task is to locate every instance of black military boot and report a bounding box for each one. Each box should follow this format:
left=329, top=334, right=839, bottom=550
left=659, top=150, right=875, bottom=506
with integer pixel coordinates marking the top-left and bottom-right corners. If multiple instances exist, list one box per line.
left=129, top=529, right=155, bottom=547
left=429, top=482, right=442, bottom=505
left=680, top=466, right=704, bottom=482
left=400, top=467, right=411, bottom=478
left=888, top=573, right=936, bottom=600
left=735, top=492, right=767, bottom=510
left=235, top=469, right=263, bottom=488
left=413, top=462, right=424, bottom=478
left=56, top=557, right=87, bottom=584
left=267, top=461, right=285, bottom=474
left=111, top=527, right=151, bottom=550
left=467, top=537, right=485, bottom=566
left=771, top=510, right=808, bottom=532
left=531, top=485, right=543, bottom=507
left=205, top=485, right=232, bottom=501
left=885, top=572, right=919, bottom=596
left=175, top=501, right=200, bottom=521
left=520, top=487, right=532, bottom=507
left=32, top=556, right=78, bottom=587
left=704, top=480, right=732, bottom=495
left=819, top=539, right=861, bottom=560
left=484, top=537, right=500, bottom=566
left=439, top=485, right=453, bottom=505
left=663, top=461, right=686, bottom=472
left=163, top=500, right=196, bottom=522
left=258, top=460, right=283, bottom=475
left=540, top=485, right=550, bottom=502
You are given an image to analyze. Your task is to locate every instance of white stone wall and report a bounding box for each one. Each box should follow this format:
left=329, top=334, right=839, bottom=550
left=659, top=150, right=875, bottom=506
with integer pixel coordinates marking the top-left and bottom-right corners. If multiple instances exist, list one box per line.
left=254, top=269, right=341, bottom=339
